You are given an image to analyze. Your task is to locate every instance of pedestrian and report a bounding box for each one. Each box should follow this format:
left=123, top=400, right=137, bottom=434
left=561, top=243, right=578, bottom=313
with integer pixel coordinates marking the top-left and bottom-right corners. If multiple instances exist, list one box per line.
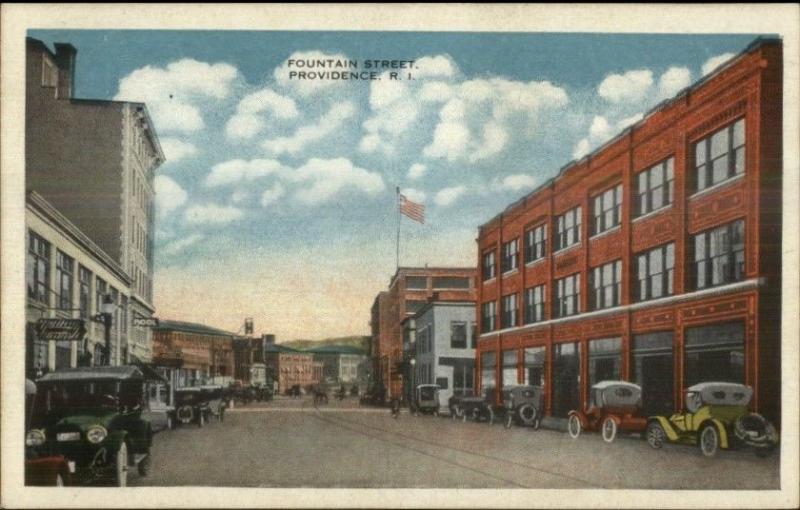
left=390, top=397, right=400, bottom=419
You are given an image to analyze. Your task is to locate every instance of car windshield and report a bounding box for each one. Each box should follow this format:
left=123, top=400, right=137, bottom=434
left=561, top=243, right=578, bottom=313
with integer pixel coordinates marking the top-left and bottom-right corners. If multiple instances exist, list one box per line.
left=419, top=387, right=436, bottom=400
left=36, top=380, right=140, bottom=411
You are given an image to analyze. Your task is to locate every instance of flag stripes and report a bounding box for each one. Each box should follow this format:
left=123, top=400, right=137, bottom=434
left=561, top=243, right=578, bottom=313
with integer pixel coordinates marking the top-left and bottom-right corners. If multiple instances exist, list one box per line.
left=399, top=194, right=425, bottom=224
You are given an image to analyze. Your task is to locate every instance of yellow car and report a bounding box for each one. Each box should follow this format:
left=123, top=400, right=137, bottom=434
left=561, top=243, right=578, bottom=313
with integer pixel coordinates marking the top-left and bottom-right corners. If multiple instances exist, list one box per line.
left=646, top=382, right=778, bottom=457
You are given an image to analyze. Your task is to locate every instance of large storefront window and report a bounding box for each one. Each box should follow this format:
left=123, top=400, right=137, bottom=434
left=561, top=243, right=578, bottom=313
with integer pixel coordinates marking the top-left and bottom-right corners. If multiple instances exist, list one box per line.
left=523, top=346, right=545, bottom=387
left=452, top=359, right=474, bottom=397
left=552, top=342, right=580, bottom=417
left=502, top=350, right=517, bottom=387
left=480, top=351, right=496, bottom=395
left=588, top=337, right=622, bottom=388
left=632, top=332, right=674, bottom=416
left=685, top=321, right=745, bottom=386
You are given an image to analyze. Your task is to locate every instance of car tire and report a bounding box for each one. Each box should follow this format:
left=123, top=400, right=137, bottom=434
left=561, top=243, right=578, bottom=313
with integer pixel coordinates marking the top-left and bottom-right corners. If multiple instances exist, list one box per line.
left=699, top=423, right=720, bottom=457
left=198, top=412, right=205, bottom=428
left=137, top=453, right=151, bottom=477
left=568, top=415, right=581, bottom=439
left=602, top=417, right=618, bottom=443
left=505, top=413, right=513, bottom=429
left=487, top=407, right=495, bottom=426
left=462, top=411, right=468, bottom=423
left=115, top=443, right=129, bottom=488
left=646, top=422, right=666, bottom=449
left=55, top=473, right=64, bottom=487
left=518, top=404, right=537, bottom=427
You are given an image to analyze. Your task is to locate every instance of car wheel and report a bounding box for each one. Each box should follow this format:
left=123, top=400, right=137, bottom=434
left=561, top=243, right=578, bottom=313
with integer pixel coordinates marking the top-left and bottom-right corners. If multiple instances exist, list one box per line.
left=198, top=412, right=205, bottom=428
left=646, top=422, right=666, bottom=449
left=55, top=473, right=64, bottom=487
left=486, top=407, right=495, bottom=426
left=602, top=417, right=618, bottom=443
left=532, top=415, right=542, bottom=431
left=137, top=453, right=151, bottom=477
left=115, top=443, right=129, bottom=487
left=462, top=411, right=468, bottom=423
left=505, top=413, right=513, bottom=429
left=568, top=415, right=581, bottom=439
left=518, top=404, right=536, bottom=427
left=700, top=423, right=720, bottom=457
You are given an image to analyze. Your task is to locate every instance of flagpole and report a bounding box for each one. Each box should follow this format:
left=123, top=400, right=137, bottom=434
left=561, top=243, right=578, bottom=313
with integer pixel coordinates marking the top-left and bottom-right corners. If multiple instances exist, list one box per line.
left=396, top=186, right=400, bottom=271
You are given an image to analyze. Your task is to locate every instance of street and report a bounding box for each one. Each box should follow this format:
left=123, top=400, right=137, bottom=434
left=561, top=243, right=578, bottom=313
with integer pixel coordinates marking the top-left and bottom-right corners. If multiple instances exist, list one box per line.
left=131, top=396, right=780, bottom=489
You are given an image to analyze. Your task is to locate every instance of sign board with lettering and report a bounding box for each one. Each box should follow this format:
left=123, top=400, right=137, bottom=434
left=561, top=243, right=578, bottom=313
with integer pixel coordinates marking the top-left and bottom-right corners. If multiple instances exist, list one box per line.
left=133, top=317, right=159, bottom=328
left=36, top=319, right=86, bottom=342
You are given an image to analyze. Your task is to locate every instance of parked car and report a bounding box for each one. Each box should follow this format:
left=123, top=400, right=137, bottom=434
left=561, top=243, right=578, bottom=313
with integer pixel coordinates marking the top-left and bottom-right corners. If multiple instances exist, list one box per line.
left=452, top=388, right=496, bottom=424
left=502, top=385, right=545, bottom=430
left=25, top=366, right=154, bottom=487
left=174, top=387, right=212, bottom=427
left=142, top=382, right=176, bottom=432
left=25, top=378, right=71, bottom=486
left=200, top=385, right=227, bottom=422
left=412, top=384, right=441, bottom=416
left=567, top=381, right=647, bottom=442
left=646, top=382, right=779, bottom=457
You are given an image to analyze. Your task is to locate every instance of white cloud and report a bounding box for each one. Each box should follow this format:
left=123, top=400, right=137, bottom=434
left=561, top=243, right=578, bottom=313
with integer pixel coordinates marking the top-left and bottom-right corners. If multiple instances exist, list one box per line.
left=226, top=88, right=299, bottom=140
left=154, top=175, right=188, bottom=218
left=162, top=234, right=205, bottom=256
left=434, top=185, right=467, bottom=207
left=658, top=67, right=691, bottom=97
left=159, top=138, right=198, bottom=163
left=589, top=115, right=611, bottom=141
left=115, top=59, right=239, bottom=133
left=414, top=55, right=457, bottom=79
left=231, top=190, right=251, bottom=204
left=184, top=204, right=244, bottom=225
left=424, top=118, right=471, bottom=161
left=702, top=53, right=735, bottom=76
left=597, top=69, right=653, bottom=103
left=273, top=50, right=350, bottom=97
left=263, top=102, right=356, bottom=155
left=205, top=159, right=288, bottom=187
left=370, top=74, right=409, bottom=109
left=617, top=113, right=643, bottom=130
left=419, top=81, right=453, bottom=103
left=401, top=188, right=427, bottom=203
left=470, top=121, right=508, bottom=162
left=572, top=138, right=590, bottom=160
left=290, top=158, right=385, bottom=205
left=407, top=163, right=428, bottom=180
left=496, top=174, right=537, bottom=192
left=260, top=183, right=286, bottom=207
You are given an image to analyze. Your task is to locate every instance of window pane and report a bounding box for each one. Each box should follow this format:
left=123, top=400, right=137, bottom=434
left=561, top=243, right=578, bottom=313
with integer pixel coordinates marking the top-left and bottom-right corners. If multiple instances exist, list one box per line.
left=710, top=129, right=728, bottom=158
left=695, top=141, right=706, bottom=165
left=712, top=155, right=729, bottom=183
left=733, top=119, right=745, bottom=147
left=734, top=147, right=745, bottom=175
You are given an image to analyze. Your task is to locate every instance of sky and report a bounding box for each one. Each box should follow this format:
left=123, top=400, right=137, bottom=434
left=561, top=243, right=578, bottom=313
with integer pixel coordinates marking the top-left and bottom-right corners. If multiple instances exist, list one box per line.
left=29, top=30, right=764, bottom=341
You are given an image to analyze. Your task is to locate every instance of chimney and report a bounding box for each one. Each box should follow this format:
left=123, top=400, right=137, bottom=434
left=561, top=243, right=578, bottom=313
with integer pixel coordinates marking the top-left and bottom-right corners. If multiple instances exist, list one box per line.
left=53, top=43, right=77, bottom=100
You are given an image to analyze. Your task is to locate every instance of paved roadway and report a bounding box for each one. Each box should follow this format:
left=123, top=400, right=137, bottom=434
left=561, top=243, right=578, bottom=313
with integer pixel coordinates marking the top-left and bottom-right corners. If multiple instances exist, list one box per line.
left=130, top=397, right=780, bottom=489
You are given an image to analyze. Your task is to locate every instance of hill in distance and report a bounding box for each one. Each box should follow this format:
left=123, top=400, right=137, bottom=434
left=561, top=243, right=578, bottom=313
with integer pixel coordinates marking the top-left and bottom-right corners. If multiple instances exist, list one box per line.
left=282, top=335, right=370, bottom=352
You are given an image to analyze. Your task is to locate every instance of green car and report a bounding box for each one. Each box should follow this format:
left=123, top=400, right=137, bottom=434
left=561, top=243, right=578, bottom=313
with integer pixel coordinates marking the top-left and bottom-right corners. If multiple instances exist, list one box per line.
left=25, top=366, right=154, bottom=486
left=646, top=382, right=779, bottom=457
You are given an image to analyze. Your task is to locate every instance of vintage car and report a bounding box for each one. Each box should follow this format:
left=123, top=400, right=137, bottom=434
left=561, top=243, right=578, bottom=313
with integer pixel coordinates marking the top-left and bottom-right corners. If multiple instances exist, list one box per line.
left=412, top=384, right=441, bottom=416
left=142, top=382, right=176, bottom=432
left=174, top=386, right=221, bottom=427
left=25, top=378, right=72, bottom=486
left=567, top=381, right=647, bottom=442
left=502, top=385, right=545, bottom=430
left=646, top=382, right=779, bottom=457
left=451, top=388, right=496, bottom=424
left=25, top=366, right=154, bottom=487
left=200, top=385, right=227, bottom=422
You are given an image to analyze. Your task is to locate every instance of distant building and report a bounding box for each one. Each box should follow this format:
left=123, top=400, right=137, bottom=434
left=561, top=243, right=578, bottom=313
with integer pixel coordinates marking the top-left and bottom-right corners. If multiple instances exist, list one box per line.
left=152, top=320, right=235, bottom=388
left=305, top=344, right=368, bottom=387
left=370, top=267, right=476, bottom=399
left=404, top=301, right=477, bottom=411
left=25, top=191, right=133, bottom=375
left=25, top=37, right=164, bottom=362
left=262, top=338, right=323, bottom=393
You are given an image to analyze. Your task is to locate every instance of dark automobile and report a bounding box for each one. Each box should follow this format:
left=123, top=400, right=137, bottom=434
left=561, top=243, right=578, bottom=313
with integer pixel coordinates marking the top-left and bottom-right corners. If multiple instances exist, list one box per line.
left=25, top=378, right=71, bottom=486
left=451, top=388, right=496, bottom=424
left=502, top=385, right=544, bottom=430
left=412, top=384, right=441, bottom=416
left=174, top=387, right=216, bottom=427
left=25, top=366, right=154, bottom=487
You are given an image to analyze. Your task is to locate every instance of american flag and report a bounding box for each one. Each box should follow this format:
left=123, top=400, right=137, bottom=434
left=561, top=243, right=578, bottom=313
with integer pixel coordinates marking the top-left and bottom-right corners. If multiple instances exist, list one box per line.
left=399, top=193, right=425, bottom=224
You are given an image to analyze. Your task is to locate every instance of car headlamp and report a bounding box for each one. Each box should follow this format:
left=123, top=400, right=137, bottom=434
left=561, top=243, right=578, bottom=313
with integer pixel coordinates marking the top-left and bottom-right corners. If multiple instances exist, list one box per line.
left=86, top=425, right=108, bottom=444
left=25, top=429, right=46, bottom=446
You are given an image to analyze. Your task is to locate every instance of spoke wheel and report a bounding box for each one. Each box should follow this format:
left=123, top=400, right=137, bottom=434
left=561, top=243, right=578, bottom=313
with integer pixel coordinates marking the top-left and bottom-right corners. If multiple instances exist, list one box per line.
left=602, top=417, right=618, bottom=443
left=700, top=424, right=720, bottom=457
left=646, top=422, right=666, bottom=449
left=568, top=415, right=582, bottom=439
left=115, top=443, right=129, bottom=488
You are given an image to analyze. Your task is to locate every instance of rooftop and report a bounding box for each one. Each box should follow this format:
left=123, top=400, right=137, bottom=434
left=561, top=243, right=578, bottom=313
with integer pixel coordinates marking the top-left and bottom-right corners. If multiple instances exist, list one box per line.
left=155, top=319, right=237, bottom=338
left=303, top=344, right=367, bottom=355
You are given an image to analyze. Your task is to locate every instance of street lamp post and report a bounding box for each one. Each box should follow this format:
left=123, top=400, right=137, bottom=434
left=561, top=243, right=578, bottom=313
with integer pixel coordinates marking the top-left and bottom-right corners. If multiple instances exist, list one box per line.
left=93, top=294, right=117, bottom=366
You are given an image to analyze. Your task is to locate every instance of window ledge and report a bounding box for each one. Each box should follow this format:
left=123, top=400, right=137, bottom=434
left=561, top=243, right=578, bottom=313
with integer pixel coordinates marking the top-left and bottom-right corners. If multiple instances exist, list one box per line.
left=482, top=277, right=497, bottom=285
left=689, top=173, right=745, bottom=201
left=525, top=257, right=546, bottom=269
left=589, top=225, right=621, bottom=241
left=552, top=243, right=582, bottom=258
left=632, top=204, right=673, bottom=224
left=502, top=268, right=519, bottom=278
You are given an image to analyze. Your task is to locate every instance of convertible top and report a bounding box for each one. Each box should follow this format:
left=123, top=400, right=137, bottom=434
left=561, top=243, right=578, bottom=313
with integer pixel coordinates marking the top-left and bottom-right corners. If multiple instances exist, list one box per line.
left=592, top=380, right=642, bottom=407
left=38, top=365, right=144, bottom=383
left=685, top=382, right=753, bottom=411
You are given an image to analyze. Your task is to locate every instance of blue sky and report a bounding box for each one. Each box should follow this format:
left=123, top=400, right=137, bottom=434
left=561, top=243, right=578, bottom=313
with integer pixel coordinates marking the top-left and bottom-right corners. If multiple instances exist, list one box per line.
left=30, top=30, right=763, bottom=340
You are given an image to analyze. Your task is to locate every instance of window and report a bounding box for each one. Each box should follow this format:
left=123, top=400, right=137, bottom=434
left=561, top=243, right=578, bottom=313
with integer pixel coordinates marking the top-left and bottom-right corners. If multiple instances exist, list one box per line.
left=523, top=284, right=545, bottom=324
left=470, top=323, right=477, bottom=349
left=694, top=118, right=745, bottom=192
left=694, top=220, right=745, bottom=289
left=501, top=293, right=518, bottom=328
left=635, top=243, right=675, bottom=301
left=632, top=332, right=674, bottom=416
left=405, top=300, right=426, bottom=315
left=523, top=347, right=545, bottom=387
left=589, top=260, right=622, bottom=310
left=406, top=276, right=427, bottom=290
left=452, top=360, right=475, bottom=397
left=27, top=231, right=50, bottom=304
left=41, top=58, right=58, bottom=87
left=554, top=206, right=582, bottom=251
left=554, top=273, right=580, bottom=318
left=120, top=295, right=128, bottom=335
left=78, top=266, right=92, bottom=319
left=95, top=277, right=107, bottom=314
left=502, top=350, right=518, bottom=387
left=552, top=342, right=580, bottom=417
left=588, top=337, right=622, bottom=388
left=636, top=158, right=674, bottom=216
left=436, top=377, right=449, bottom=390
left=501, top=238, right=519, bottom=273
left=481, top=301, right=497, bottom=333
left=591, top=184, right=623, bottom=235
left=524, top=224, right=547, bottom=263
left=480, top=351, right=496, bottom=393
left=432, top=276, right=470, bottom=289
left=450, top=321, right=467, bottom=349
left=56, top=250, right=74, bottom=310
left=482, top=250, right=496, bottom=281
left=684, top=322, right=744, bottom=386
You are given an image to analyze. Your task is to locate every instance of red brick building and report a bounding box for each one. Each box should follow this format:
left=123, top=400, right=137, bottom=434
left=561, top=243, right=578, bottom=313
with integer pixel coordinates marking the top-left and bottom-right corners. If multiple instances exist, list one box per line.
left=263, top=341, right=323, bottom=393
left=476, top=38, right=782, bottom=424
left=371, top=267, right=477, bottom=399
left=152, top=320, right=235, bottom=387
